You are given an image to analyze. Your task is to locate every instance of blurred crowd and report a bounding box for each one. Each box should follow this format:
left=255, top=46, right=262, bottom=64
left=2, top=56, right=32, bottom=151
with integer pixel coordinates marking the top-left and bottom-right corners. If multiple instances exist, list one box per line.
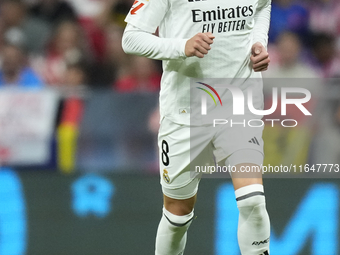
left=0, top=0, right=339, bottom=90
left=265, top=0, right=340, bottom=79
left=0, top=0, right=162, bottom=91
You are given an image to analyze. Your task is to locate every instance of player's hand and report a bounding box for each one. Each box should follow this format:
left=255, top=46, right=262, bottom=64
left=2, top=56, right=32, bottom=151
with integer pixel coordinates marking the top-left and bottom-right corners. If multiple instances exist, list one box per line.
left=250, top=42, right=270, bottom=72
left=185, top=32, right=215, bottom=58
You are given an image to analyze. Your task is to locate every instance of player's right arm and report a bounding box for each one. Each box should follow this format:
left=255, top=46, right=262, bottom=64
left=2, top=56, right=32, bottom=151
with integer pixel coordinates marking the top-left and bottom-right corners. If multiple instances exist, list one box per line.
left=122, top=26, right=214, bottom=60
left=122, top=0, right=214, bottom=60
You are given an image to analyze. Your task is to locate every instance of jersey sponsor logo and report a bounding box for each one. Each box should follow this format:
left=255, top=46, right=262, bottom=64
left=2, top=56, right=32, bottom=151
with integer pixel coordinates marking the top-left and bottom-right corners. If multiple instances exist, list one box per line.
left=191, top=5, right=253, bottom=33
left=130, top=0, right=145, bottom=15
left=192, top=5, right=254, bottom=23
left=196, top=82, right=223, bottom=106
left=188, top=0, right=206, bottom=2
left=163, top=169, right=170, bottom=184
left=252, top=237, right=270, bottom=245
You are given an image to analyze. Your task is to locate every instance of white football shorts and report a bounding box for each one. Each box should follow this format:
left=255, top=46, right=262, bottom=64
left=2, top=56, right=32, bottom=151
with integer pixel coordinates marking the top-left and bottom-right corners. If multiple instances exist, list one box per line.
left=158, top=115, right=264, bottom=199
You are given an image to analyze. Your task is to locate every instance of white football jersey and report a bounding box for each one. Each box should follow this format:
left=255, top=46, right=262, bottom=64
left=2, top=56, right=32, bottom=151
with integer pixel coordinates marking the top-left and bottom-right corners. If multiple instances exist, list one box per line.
left=125, top=0, right=271, bottom=125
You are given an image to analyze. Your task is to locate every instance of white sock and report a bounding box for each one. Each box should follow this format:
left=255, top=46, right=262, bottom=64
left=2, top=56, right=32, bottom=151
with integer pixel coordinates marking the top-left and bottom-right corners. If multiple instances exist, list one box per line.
left=155, top=207, right=194, bottom=255
left=235, top=184, right=270, bottom=255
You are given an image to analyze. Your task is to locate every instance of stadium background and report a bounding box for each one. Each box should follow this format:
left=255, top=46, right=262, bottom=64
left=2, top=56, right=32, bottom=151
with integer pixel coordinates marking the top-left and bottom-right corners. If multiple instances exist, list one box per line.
left=0, top=0, right=340, bottom=254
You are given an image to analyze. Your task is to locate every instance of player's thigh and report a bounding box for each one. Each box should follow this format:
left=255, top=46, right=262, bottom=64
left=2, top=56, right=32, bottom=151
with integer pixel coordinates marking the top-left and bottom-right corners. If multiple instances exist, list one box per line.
left=158, top=118, right=212, bottom=190
left=158, top=118, right=213, bottom=214
left=231, top=164, right=263, bottom=190
left=213, top=115, right=264, bottom=164
left=214, top=117, right=264, bottom=190
left=224, top=148, right=264, bottom=190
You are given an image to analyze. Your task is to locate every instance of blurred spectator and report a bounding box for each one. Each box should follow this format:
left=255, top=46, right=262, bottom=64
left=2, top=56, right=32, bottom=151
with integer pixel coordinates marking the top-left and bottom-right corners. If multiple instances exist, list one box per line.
left=32, top=21, right=90, bottom=85
left=0, top=43, right=43, bottom=88
left=89, top=24, right=128, bottom=87
left=309, top=0, right=340, bottom=38
left=65, top=0, right=108, bottom=62
left=264, top=32, right=319, bottom=79
left=114, top=56, right=161, bottom=93
left=0, top=23, right=7, bottom=55
left=65, top=0, right=132, bottom=63
left=0, top=0, right=50, bottom=54
left=311, top=33, right=340, bottom=78
left=65, top=0, right=106, bottom=20
left=85, top=0, right=133, bottom=86
left=96, top=0, right=132, bottom=29
left=309, top=0, right=340, bottom=52
left=63, top=63, right=87, bottom=87
left=29, top=0, right=77, bottom=27
left=269, top=0, right=309, bottom=43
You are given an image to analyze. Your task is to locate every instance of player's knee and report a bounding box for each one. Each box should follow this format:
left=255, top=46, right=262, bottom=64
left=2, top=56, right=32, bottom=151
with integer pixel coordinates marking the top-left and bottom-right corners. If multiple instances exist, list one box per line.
left=163, top=207, right=194, bottom=230
left=235, top=184, right=269, bottom=222
left=163, top=193, right=196, bottom=216
left=165, top=204, right=195, bottom=216
left=237, top=195, right=268, bottom=225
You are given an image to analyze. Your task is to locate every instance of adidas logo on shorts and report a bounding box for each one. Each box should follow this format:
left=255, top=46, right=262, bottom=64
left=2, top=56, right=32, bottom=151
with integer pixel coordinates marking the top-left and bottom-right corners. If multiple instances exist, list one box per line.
left=248, top=137, right=260, bottom=145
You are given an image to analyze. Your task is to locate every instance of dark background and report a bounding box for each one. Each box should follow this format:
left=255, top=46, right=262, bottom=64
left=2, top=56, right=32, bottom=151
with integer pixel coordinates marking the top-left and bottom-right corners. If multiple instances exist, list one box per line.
left=2, top=171, right=337, bottom=255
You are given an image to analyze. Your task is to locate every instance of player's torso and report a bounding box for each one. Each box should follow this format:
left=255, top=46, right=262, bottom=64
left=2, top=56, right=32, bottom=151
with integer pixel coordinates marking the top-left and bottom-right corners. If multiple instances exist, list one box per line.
left=159, top=0, right=266, bottom=124
left=160, top=0, right=265, bottom=79
left=161, top=0, right=261, bottom=37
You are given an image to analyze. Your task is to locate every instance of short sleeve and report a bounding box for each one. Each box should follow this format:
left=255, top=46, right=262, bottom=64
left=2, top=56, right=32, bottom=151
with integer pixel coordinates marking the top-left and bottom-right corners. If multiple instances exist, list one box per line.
left=125, top=0, right=169, bottom=33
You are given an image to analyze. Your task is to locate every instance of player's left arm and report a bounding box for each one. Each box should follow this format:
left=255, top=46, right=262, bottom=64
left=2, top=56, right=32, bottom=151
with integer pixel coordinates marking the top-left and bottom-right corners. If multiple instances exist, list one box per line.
left=250, top=0, right=271, bottom=72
